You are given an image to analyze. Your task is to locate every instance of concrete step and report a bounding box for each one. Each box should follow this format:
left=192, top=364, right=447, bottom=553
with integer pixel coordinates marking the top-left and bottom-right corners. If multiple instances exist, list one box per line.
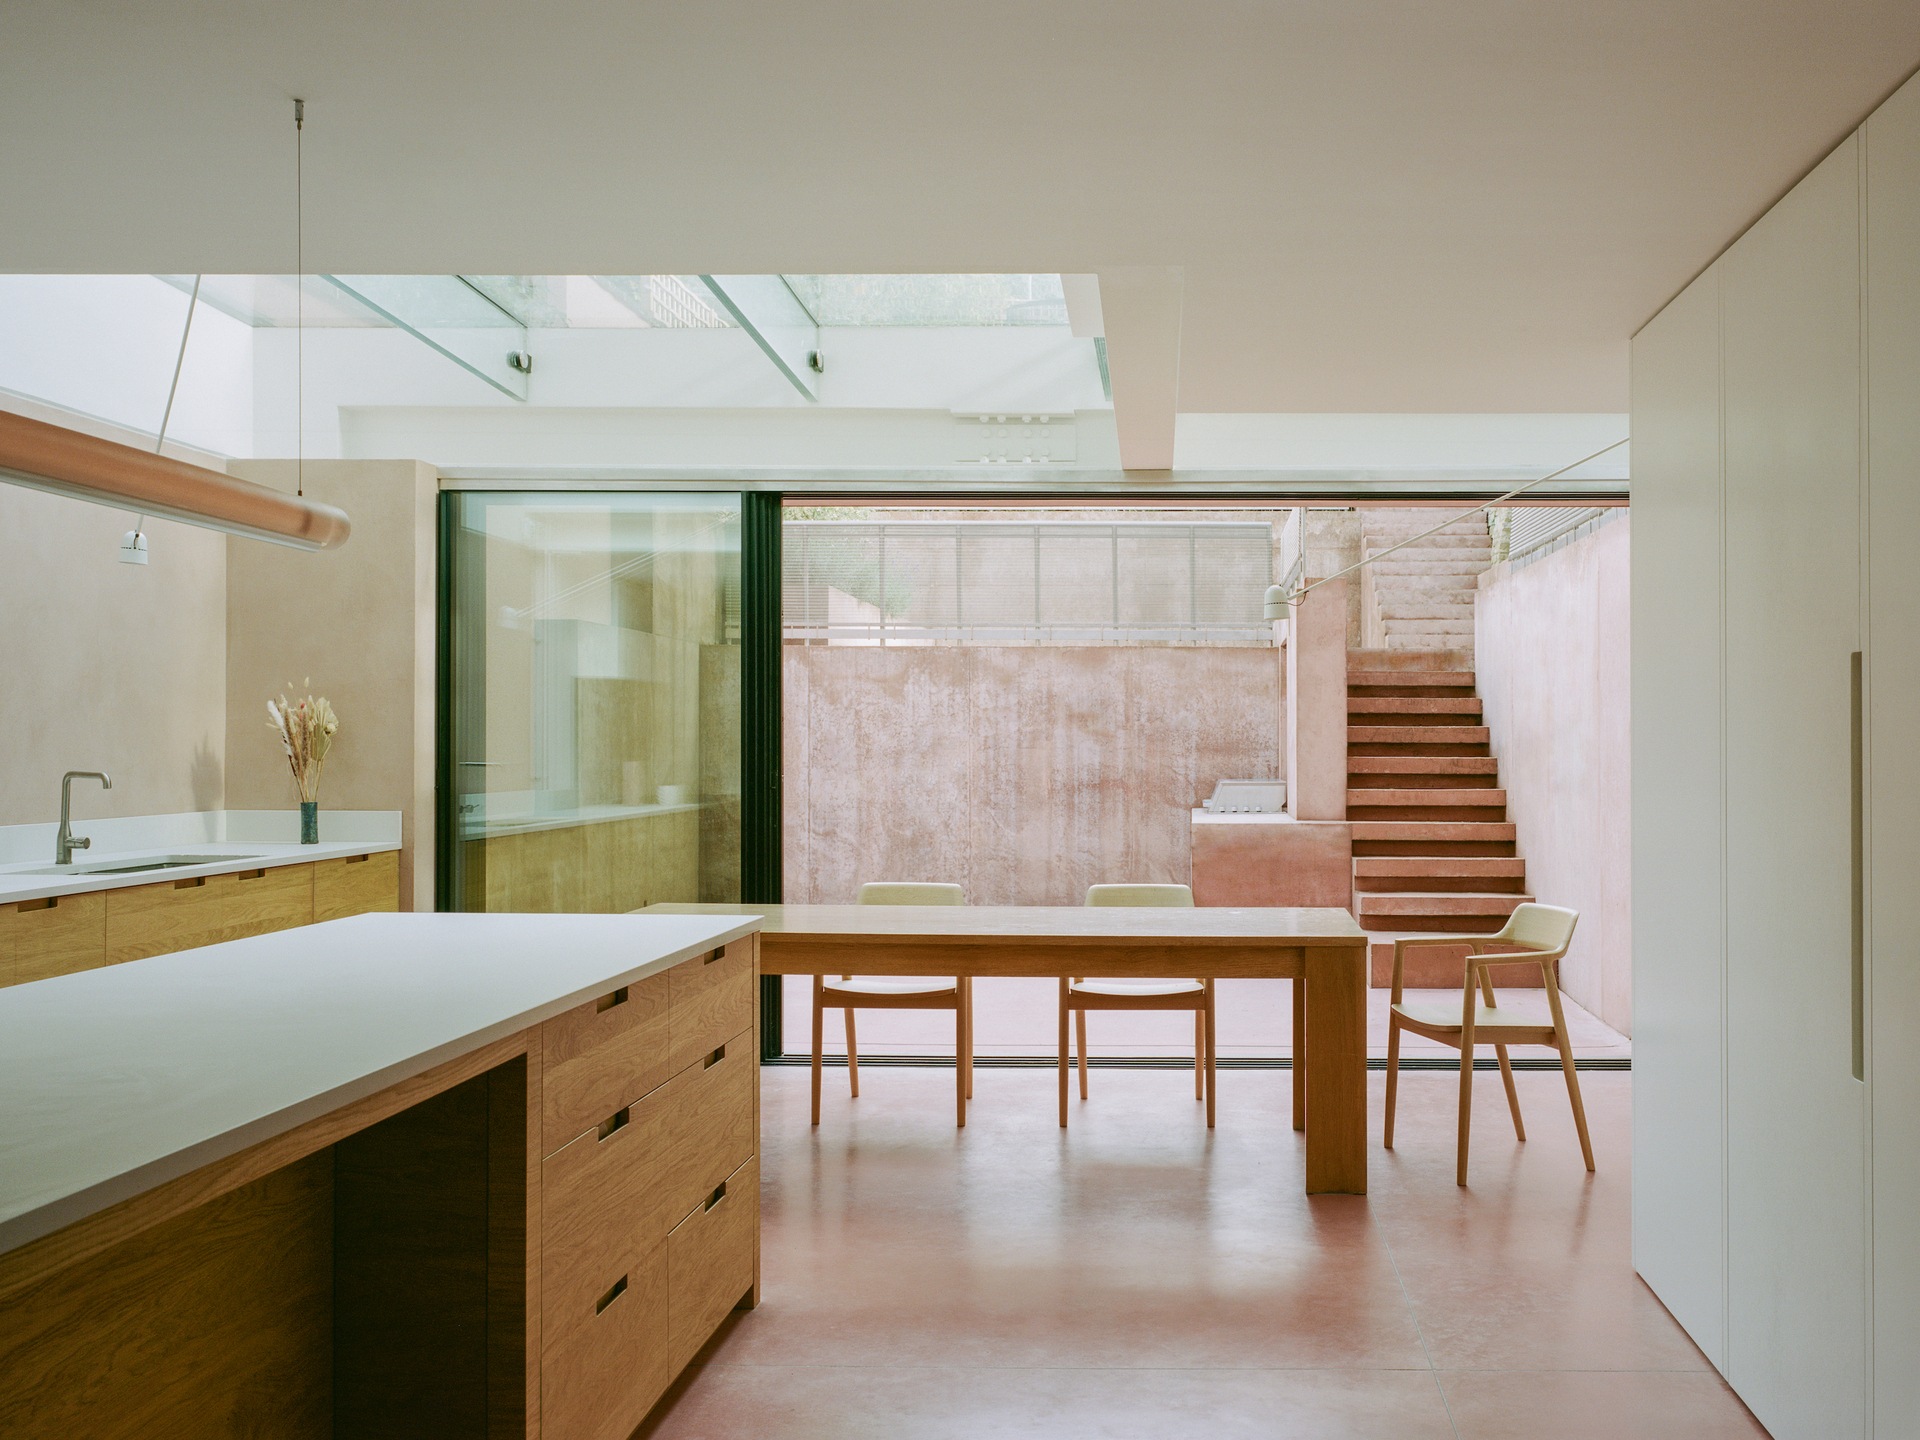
left=1384, top=634, right=1477, bottom=651
left=1364, top=557, right=1492, bottom=576
left=1348, top=695, right=1483, bottom=716
left=1356, top=891, right=1532, bottom=931
left=1378, top=603, right=1476, bottom=620
left=1349, top=755, right=1499, bottom=781
left=1347, top=670, right=1477, bottom=690
left=1350, top=821, right=1517, bottom=844
left=1347, top=725, right=1492, bottom=753
left=1380, top=618, right=1475, bottom=635
left=1347, top=787, right=1507, bottom=809
left=1353, top=857, right=1528, bottom=893
left=1361, top=517, right=1489, bottom=536
left=1347, top=648, right=1474, bottom=672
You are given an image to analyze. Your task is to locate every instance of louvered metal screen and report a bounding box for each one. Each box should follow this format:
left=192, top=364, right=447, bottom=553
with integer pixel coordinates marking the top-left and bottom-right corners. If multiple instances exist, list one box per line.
left=783, top=521, right=1275, bottom=645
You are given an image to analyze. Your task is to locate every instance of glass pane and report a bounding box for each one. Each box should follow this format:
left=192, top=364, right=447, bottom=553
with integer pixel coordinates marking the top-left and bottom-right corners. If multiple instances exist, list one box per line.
left=782, top=274, right=1067, bottom=326
left=446, top=492, right=742, bottom=913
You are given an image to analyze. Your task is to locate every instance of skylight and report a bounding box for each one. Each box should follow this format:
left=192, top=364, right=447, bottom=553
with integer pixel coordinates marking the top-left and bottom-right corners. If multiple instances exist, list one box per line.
left=781, top=274, right=1067, bottom=327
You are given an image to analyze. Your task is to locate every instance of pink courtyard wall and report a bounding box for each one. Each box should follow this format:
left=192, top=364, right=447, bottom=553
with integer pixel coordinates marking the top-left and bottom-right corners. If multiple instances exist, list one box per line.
left=1474, top=512, right=1632, bottom=1033
left=784, top=645, right=1282, bottom=906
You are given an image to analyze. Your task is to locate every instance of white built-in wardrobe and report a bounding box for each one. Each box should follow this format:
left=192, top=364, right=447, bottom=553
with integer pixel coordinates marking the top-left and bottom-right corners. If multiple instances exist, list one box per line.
left=1632, top=72, right=1920, bottom=1440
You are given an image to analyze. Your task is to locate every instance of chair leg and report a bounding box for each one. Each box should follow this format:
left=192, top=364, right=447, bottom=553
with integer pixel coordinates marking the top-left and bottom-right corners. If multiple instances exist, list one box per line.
left=1557, top=1031, right=1596, bottom=1172
left=1057, top=980, right=1069, bottom=1129
left=1203, top=984, right=1217, bottom=1129
left=845, top=1008, right=860, bottom=1099
left=1456, top=1043, right=1475, bottom=1187
left=1194, top=1011, right=1205, bottom=1100
left=1075, top=1007, right=1089, bottom=1100
left=810, top=976, right=825, bottom=1127
left=1496, top=1043, right=1525, bottom=1141
left=1383, top=1014, right=1401, bottom=1149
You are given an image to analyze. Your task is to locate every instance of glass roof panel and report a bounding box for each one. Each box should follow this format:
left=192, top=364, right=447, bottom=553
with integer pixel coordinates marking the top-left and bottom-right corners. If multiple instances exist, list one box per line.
left=155, top=274, right=387, bottom=327
left=781, top=274, right=1067, bottom=326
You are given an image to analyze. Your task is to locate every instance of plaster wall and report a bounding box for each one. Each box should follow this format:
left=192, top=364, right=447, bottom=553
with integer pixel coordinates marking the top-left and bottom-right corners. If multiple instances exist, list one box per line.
left=1474, top=511, right=1631, bottom=1031
left=784, top=645, right=1281, bottom=906
left=225, top=460, right=438, bottom=911
left=0, top=482, right=226, bottom=825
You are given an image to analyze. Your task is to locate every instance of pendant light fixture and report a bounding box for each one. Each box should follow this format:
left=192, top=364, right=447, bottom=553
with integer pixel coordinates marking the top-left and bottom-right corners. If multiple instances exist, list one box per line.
left=0, top=98, right=350, bottom=552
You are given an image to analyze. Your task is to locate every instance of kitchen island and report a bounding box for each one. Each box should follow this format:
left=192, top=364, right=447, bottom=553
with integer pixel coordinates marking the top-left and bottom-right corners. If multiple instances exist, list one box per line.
left=0, top=910, right=762, bottom=1438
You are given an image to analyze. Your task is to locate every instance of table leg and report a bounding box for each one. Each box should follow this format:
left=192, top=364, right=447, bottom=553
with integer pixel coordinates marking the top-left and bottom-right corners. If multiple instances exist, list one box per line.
left=1303, top=941, right=1368, bottom=1194
left=1291, top=976, right=1306, bottom=1132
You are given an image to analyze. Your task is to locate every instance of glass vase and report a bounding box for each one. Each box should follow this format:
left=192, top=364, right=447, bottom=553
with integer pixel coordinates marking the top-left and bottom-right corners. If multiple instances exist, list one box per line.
left=300, top=801, right=319, bottom=845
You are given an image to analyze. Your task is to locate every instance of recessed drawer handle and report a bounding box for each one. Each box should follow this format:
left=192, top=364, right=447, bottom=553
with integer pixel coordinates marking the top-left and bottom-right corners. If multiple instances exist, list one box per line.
left=704, top=1044, right=726, bottom=1069
left=238, top=869, right=267, bottom=881
left=597, top=1107, right=629, bottom=1141
left=704, top=947, right=724, bottom=965
left=345, top=853, right=369, bottom=865
left=173, top=876, right=206, bottom=889
left=596, top=986, right=629, bottom=1013
left=704, top=1181, right=727, bottom=1212
left=595, top=1275, right=628, bottom=1315
left=18, top=896, right=56, bottom=913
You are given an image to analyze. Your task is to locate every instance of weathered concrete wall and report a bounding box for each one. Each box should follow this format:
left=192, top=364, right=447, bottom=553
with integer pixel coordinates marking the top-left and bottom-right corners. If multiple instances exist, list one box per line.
left=1474, top=512, right=1631, bottom=1032
left=784, top=645, right=1281, bottom=905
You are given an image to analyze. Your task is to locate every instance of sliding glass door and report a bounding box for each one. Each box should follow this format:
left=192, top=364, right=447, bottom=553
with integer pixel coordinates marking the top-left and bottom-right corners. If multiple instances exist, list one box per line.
left=442, top=492, right=742, bottom=913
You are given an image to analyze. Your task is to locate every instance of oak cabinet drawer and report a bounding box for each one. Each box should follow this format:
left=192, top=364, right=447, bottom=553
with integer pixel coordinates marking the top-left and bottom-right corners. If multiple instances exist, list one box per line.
left=105, top=864, right=314, bottom=964
left=541, top=1074, right=684, bottom=1356
left=667, top=938, right=755, bottom=1074
left=8, top=892, right=107, bottom=985
left=662, top=1030, right=756, bottom=1226
left=666, top=1155, right=758, bottom=1374
left=542, top=969, right=674, bottom=1155
left=540, top=1239, right=668, bottom=1440
left=313, top=852, right=398, bottom=921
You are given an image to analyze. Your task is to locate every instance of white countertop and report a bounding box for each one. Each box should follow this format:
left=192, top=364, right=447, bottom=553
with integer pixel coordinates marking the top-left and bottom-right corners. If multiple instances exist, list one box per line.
left=0, top=810, right=401, bottom=904
left=0, top=911, right=759, bottom=1257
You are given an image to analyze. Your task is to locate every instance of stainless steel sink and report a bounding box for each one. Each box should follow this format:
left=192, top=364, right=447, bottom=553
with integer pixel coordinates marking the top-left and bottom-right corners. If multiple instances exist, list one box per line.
left=16, top=853, right=264, bottom=877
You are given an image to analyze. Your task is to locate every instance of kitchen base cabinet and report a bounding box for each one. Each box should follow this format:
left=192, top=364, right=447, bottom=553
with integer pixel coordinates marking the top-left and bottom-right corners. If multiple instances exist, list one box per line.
left=0, top=929, right=761, bottom=1439
left=4, top=892, right=107, bottom=985
left=1, top=851, right=399, bottom=987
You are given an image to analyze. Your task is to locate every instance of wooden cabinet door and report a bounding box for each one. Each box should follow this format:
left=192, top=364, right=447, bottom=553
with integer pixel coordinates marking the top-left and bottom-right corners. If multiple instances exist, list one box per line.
left=105, top=876, right=231, bottom=965
left=1722, top=135, right=1868, bottom=1439
left=9, top=892, right=108, bottom=984
left=313, top=852, right=399, bottom=922
left=223, top=865, right=313, bottom=941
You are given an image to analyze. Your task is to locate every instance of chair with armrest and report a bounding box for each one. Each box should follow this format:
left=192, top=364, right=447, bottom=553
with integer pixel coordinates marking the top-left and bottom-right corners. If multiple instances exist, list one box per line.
left=1383, top=902, right=1594, bottom=1185
left=1059, top=884, right=1217, bottom=1128
left=812, top=882, right=973, bottom=1127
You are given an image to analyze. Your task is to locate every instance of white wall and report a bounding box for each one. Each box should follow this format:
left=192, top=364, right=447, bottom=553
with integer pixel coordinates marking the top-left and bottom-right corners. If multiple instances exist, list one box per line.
left=1474, top=511, right=1631, bottom=1033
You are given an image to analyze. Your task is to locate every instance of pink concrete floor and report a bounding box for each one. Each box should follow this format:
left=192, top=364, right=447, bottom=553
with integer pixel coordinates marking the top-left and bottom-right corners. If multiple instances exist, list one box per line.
left=780, top=975, right=1632, bottom=1061
left=637, top=1066, right=1760, bottom=1440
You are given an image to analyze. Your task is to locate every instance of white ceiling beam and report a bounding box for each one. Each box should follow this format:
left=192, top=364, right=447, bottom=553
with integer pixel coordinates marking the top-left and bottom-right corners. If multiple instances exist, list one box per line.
left=1095, top=268, right=1182, bottom=471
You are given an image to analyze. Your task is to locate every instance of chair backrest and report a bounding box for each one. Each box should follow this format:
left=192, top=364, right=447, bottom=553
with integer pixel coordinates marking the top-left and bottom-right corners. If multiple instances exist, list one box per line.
left=1085, top=883, right=1194, bottom=908
left=858, top=882, right=965, bottom=906
left=1493, top=902, right=1578, bottom=956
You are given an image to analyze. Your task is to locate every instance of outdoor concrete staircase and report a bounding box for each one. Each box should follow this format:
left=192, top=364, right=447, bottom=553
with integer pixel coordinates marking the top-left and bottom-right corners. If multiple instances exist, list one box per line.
left=1346, top=655, right=1535, bottom=985
left=1359, top=512, right=1493, bottom=652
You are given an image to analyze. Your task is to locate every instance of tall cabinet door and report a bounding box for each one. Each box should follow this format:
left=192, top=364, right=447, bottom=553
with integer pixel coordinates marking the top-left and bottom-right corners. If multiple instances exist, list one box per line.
left=1867, top=76, right=1920, bottom=1440
left=1629, top=270, right=1728, bottom=1365
left=1721, top=136, right=1869, bottom=1439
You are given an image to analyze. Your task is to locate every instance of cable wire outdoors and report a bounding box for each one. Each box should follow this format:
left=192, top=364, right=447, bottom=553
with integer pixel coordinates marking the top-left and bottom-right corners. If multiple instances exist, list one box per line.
left=129, top=272, right=203, bottom=543
left=1281, top=436, right=1630, bottom=608
left=294, top=98, right=304, bottom=498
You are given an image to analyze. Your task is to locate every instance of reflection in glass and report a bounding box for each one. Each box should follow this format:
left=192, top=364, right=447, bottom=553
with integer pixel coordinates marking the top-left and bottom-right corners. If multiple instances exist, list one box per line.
left=446, top=493, right=742, bottom=913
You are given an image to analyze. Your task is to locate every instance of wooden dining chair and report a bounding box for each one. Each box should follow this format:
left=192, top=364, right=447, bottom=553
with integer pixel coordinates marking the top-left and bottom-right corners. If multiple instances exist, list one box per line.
left=1059, top=883, right=1217, bottom=1129
left=1383, top=902, right=1594, bottom=1185
left=812, top=881, right=974, bottom=1128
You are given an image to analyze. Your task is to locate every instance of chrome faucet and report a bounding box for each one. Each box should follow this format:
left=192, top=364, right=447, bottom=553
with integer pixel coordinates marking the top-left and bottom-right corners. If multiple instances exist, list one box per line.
left=56, top=771, right=111, bottom=865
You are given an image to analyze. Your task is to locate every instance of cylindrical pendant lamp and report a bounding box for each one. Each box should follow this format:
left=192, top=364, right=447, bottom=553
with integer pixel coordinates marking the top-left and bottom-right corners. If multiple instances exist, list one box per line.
left=0, top=410, right=350, bottom=551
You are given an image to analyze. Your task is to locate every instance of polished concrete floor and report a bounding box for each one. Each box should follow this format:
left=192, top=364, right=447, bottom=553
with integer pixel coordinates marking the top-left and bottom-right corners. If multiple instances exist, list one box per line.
left=639, top=1065, right=1762, bottom=1439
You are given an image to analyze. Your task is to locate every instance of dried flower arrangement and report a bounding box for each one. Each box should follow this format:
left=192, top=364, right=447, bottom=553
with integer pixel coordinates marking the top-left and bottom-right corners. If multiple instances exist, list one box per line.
left=267, top=682, right=339, bottom=804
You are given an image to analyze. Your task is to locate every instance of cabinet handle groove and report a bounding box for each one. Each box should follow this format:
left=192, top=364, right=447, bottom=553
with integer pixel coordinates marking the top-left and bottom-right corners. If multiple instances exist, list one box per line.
left=705, top=1045, right=726, bottom=1069
left=597, top=1107, right=629, bottom=1141
left=595, top=1275, right=628, bottom=1314
left=595, top=986, right=629, bottom=1013
left=705, top=1181, right=727, bottom=1212
left=704, top=947, right=725, bottom=965
left=1851, top=650, right=1864, bottom=1082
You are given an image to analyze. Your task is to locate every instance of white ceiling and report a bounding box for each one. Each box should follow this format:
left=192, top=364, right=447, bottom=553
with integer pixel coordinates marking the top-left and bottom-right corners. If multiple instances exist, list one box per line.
left=3, top=1, right=1916, bottom=414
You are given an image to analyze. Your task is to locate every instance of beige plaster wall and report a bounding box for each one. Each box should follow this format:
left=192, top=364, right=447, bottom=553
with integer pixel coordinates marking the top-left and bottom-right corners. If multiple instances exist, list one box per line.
left=784, top=644, right=1280, bottom=905
left=1474, top=511, right=1632, bottom=1031
left=225, top=460, right=437, bottom=910
left=0, top=484, right=226, bottom=825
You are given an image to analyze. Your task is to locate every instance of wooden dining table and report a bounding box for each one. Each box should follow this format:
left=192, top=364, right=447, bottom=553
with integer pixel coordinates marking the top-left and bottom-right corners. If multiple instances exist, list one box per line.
left=646, top=904, right=1370, bottom=1195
